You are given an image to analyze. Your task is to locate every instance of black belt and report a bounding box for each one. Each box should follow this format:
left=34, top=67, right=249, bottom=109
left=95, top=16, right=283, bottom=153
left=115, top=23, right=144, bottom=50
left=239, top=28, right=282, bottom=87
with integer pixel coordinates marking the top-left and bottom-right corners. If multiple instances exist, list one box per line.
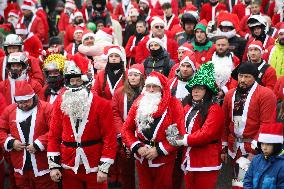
left=210, top=140, right=219, bottom=144
left=138, top=137, right=156, bottom=147
left=62, top=139, right=102, bottom=148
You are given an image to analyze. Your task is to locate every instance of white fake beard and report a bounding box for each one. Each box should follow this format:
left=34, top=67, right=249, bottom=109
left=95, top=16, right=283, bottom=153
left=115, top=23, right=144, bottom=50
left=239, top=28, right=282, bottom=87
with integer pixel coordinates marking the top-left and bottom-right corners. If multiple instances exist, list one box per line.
left=8, top=17, right=19, bottom=28
left=135, top=91, right=162, bottom=133
left=213, top=57, right=234, bottom=88
left=61, top=88, right=89, bottom=119
left=216, top=28, right=236, bottom=39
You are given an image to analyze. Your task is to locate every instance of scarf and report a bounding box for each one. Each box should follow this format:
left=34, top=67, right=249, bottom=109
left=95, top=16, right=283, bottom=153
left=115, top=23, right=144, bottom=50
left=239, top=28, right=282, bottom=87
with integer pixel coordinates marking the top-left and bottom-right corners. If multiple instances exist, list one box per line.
left=270, top=40, right=284, bottom=77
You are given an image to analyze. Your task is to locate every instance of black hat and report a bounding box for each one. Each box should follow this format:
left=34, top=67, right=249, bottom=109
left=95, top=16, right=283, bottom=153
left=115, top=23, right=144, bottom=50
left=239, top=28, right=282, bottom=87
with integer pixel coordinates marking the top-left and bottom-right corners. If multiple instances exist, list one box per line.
left=49, top=37, right=62, bottom=46
left=231, top=63, right=259, bottom=80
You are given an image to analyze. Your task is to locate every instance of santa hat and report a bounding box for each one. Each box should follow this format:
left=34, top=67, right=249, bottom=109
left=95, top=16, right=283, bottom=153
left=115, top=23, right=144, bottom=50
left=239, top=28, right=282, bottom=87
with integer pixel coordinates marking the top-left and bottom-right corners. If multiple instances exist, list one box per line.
left=65, top=0, right=76, bottom=10
left=139, top=0, right=149, bottom=6
left=150, top=17, right=165, bottom=29
left=128, top=64, right=145, bottom=75
left=69, top=53, right=91, bottom=82
left=247, top=15, right=267, bottom=28
left=94, top=27, right=113, bottom=43
left=179, top=52, right=197, bottom=72
left=278, top=23, right=284, bottom=34
left=82, top=29, right=96, bottom=42
left=14, top=80, right=35, bottom=101
left=178, top=43, right=194, bottom=53
left=105, top=45, right=124, bottom=60
left=160, top=0, right=171, bottom=6
left=258, top=123, right=283, bottom=144
left=146, top=37, right=164, bottom=50
left=21, top=0, right=36, bottom=11
left=129, top=8, right=139, bottom=17
left=72, top=11, right=83, bottom=19
left=145, top=71, right=167, bottom=89
left=248, top=40, right=264, bottom=54
left=195, top=19, right=207, bottom=32
left=15, top=23, right=28, bottom=35
left=74, top=26, right=84, bottom=35
left=8, top=9, right=19, bottom=19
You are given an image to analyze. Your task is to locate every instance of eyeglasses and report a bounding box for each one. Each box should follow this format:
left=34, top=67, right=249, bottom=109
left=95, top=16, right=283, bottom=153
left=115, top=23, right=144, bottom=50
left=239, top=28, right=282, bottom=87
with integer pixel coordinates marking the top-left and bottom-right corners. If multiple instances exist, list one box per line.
left=154, top=25, right=164, bottom=29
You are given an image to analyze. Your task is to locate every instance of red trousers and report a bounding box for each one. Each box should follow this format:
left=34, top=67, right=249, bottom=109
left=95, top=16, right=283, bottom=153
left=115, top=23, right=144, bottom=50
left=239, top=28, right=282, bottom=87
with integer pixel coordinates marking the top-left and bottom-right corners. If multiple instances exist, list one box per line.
left=136, top=161, right=174, bottom=189
left=14, top=170, right=57, bottom=189
left=62, top=166, right=107, bottom=189
left=184, top=170, right=219, bottom=189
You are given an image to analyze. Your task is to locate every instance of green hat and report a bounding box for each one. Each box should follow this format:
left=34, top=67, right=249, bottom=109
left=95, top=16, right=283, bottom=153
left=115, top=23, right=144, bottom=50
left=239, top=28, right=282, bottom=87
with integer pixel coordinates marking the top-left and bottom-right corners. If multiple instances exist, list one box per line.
left=86, top=22, right=97, bottom=32
left=194, top=19, right=207, bottom=32
left=186, top=62, right=218, bottom=94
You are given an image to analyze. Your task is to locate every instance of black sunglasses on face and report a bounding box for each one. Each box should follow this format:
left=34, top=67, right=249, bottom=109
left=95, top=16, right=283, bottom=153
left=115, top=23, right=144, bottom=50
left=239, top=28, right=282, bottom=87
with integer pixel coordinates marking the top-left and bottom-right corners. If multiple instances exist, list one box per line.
left=155, top=25, right=164, bottom=29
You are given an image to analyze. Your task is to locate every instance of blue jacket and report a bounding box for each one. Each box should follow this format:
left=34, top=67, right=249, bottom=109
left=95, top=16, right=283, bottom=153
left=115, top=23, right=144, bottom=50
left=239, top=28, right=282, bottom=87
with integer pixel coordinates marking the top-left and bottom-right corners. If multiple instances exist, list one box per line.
left=243, top=150, right=284, bottom=189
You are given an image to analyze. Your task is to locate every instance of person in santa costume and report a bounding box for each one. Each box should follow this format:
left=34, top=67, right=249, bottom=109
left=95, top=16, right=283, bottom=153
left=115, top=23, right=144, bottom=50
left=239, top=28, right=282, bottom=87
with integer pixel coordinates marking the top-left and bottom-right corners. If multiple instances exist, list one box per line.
left=199, top=0, right=227, bottom=23
left=38, top=54, right=65, bottom=104
left=0, top=93, right=6, bottom=189
left=0, top=80, right=56, bottom=189
left=121, top=71, right=185, bottom=189
left=243, top=122, right=284, bottom=188
left=241, top=40, right=277, bottom=90
left=1, top=34, right=44, bottom=85
left=242, top=15, right=275, bottom=61
left=191, top=19, right=216, bottom=66
left=151, top=0, right=178, bottom=17
left=58, top=0, right=76, bottom=33
left=175, top=12, right=198, bottom=46
left=143, top=37, right=175, bottom=77
left=19, top=0, right=47, bottom=46
left=93, top=45, right=126, bottom=100
left=47, top=54, right=117, bottom=189
left=65, top=26, right=84, bottom=56
left=6, top=9, right=20, bottom=29
left=112, top=63, right=145, bottom=189
left=135, top=17, right=178, bottom=64
left=232, top=0, right=253, bottom=20
left=166, top=62, right=225, bottom=189
left=161, top=2, right=179, bottom=31
left=167, top=51, right=196, bottom=106
left=123, top=7, right=140, bottom=47
left=0, top=52, right=42, bottom=105
left=274, top=76, right=284, bottom=123
left=264, top=23, right=284, bottom=78
left=213, top=12, right=247, bottom=61
left=137, top=0, right=157, bottom=25
left=222, top=63, right=277, bottom=188
left=15, top=22, right=43, bottom=59
left=211, top=36, right=240, bottom=98
left=125, top=20, right=148, bottom=66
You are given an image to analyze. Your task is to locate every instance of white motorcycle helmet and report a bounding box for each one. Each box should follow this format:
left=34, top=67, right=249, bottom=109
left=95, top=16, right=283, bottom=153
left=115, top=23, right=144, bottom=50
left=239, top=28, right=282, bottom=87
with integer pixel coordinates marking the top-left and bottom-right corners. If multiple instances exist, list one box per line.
left=3, top=34, right=23, bottom=53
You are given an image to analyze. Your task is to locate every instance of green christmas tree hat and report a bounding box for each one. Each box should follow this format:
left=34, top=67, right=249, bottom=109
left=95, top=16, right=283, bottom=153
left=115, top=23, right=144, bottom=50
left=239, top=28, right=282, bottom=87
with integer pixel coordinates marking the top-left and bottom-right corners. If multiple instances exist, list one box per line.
left=186, top=62, right=219, bottom=94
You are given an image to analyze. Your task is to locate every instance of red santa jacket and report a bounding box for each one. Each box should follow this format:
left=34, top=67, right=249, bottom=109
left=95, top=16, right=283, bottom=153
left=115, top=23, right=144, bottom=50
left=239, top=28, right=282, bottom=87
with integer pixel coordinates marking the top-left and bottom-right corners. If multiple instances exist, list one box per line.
left=199, top=2, right=227, bottom=22
left=4, top=2, right=20, bottom=20
left=257, top=61, right=277, bottom=90
left=47, top=91, right=117, bottom=173
left=23, top=33, right=43, bottom=58
left=0, top=93, right=6, bottom=165
left=121, top=91, right=186, bottom=167
left=242, top=36, right=275, bottom=61
left=152, top=0, right=178, bottom=17
left=38, top=85, right=64, bottom=104
left=64, top=25, right=76, bottom=49
left=0, top=56, right=44, bottom=86
left=93, top=70, right=124, bottom=100
left=58, top=12, right=71, bottom=32
left=0, top=49, right=5, bottom=58
left=135, top=35, right=178, bottom=64
left=65, top=43, right=77, bottom=55
left=181, top=104, right=224, bottom=172
left=114, top=2, right=138, bottom=20
left=19, top=15, right=47, bottom=45
left=0, top=100, right=52, bottom=177
left=35, top=8, right=49, bottom=45
left=163, top=14, right=180, bottom=31
left=222, top=82, right=277, bottom=159
left=232, top=3, right=251, bottom=20
left=274, top=76, right=284, bottom=101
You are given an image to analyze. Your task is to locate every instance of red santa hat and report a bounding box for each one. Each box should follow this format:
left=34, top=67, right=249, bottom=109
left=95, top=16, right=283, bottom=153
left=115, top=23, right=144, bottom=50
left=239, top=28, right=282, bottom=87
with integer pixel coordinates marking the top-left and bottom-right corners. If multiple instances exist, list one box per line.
left=72, top=11, right=83, bottom=19
left=139, top=0, right=149, bottom=6
left=179, top=52, right=197, bottom=72
left=71, top=53, right=91, bottom=82
left=258, top=123, right=283, bottom=144
left=21, top=0, right=36, bottom=12
left=15, top=23, right=28, bottom=35
left=278, top=23, right=284, bottom=34
left=14, top=80, right=35, bottom=101
left=145, top=71, right=167, bottom=89
left=178, top=43, right=194, bottom=53
left=129, top=8, right=139, bottom=17
left=248, top=40, right=264, bottom=54
left=82, top=29, right=96, bottom=42
left=65, top=0, right=76, bottom=10
left=105, top=45, right=124, bottom=60
left=8, top=9, right=19, bottom=19
left=150, top=17, right=165, bottom=29
left=128, top=63, right=145, bottom=75
left=74, top=26, right=84, bottom=35
left=146, top=37, right=165, bottom=50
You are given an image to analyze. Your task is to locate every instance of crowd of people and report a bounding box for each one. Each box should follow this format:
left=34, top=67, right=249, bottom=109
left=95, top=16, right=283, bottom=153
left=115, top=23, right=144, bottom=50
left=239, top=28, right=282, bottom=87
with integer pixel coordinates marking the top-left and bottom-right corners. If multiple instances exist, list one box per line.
left=0, top=0, right=283, bottom=189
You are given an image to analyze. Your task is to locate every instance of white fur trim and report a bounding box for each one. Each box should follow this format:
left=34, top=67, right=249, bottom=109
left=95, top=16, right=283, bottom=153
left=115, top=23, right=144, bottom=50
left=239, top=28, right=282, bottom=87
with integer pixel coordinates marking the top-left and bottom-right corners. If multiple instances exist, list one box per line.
left=248, top=44, right=263, bottom=53
left=222, top=142, right=228, bottom=146
left=221, top=86, right=229, bottom=94
left=130, top=141, right=142, bottom=151
left=251, top=140, right=258, bottom=150
left=220, top=21, right=234, bottom=27
left=14, top=93, right=35, bottom=101
left=279, top=29, right=284, bottom=34
left=100, top=158, right=114, bottom=164
left=145, top=76, right=162, bottom=88
left=15, top=29, right=28, bottom=35
left=151, top=17, right=165, bottom=29
left=81, top=75, right=89, bottom=82
left=146, top=38, right=164, bottom=50
left=73, top=11, right=83, bottom=19
left=47, top=152, right=60, bottom=156
left=188, top=164, right=222, bottom=171
left=8, top=12, right=19, bottom=18
left=183, top=134, right=189, bottom=146
left=82, top=32, right=95, bottom=42
left=34, top=139, right=45, bottom=151
left=107, top=75, right=123, bottom=96
left=74, top=29, right=83, bottom=35
left=107, top=48, right=123, bottom=60
left=178, top=46, right=193, bottom=53
left=158, top=142, right=168, bottom=155
left=258, top=134, right=283, bottom=143
left=139, top=0, right=149, bottom=5
left=180, top=56, right=196, bottom=72
left=21, top=5, right=35, bottom=11
left=128, top=68, right=142, bottom=75
left=4, top=136, right=15, bottom=152
left=65, top=2, right=76, bottom=10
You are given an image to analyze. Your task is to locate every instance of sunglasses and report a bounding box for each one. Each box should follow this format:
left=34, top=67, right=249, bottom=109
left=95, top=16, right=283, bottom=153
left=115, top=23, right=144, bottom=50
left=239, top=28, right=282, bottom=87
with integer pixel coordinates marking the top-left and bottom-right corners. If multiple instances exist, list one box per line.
left=155, top=25, right=164, bottom=29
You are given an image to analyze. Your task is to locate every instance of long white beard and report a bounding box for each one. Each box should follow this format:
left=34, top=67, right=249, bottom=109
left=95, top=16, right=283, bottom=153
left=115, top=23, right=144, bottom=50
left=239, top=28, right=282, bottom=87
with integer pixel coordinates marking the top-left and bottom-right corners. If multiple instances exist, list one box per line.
left=78, top=44, right=101, bottom=57
left=135, top=91, right=162, bottom=133
left=61, top=88, right=90, bottom=119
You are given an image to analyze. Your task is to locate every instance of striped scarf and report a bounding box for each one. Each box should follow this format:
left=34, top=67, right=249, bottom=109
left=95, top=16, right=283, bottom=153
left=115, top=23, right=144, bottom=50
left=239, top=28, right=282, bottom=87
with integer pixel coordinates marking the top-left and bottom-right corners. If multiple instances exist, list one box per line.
left=270, top=41, right=284, bottom=77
